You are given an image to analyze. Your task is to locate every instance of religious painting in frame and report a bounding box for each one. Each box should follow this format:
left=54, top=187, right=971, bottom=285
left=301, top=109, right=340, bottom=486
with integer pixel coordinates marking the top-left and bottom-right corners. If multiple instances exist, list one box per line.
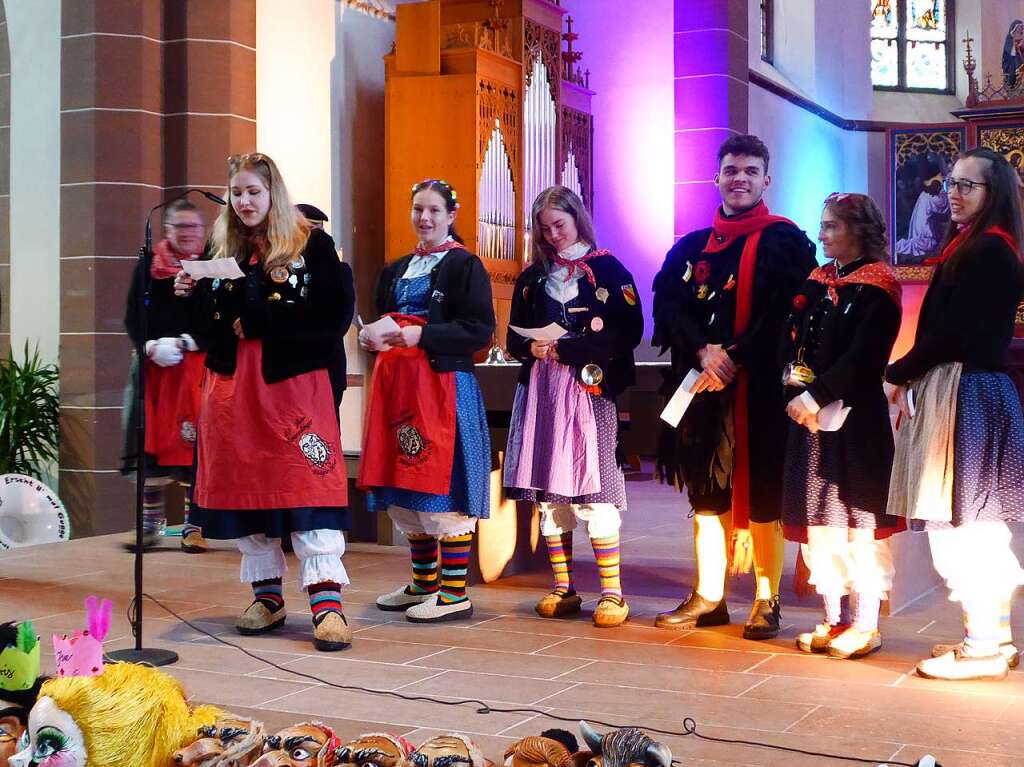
left=977, top=123, right=1024, bottom=334
left=888, top=125, right=966, bottom=281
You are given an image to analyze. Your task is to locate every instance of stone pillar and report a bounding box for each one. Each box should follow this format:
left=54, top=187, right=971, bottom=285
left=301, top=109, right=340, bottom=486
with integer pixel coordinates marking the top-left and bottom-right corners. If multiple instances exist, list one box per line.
left=0, top=2, right=8, bottom=355
left=673, top=0, right=749, bottom=239
left=58, top=1, right=256, bottom=536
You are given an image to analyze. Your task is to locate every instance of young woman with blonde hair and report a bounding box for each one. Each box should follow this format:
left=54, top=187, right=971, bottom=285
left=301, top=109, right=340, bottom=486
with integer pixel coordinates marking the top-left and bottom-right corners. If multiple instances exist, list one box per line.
left=175, top=153, right=352, bottom=652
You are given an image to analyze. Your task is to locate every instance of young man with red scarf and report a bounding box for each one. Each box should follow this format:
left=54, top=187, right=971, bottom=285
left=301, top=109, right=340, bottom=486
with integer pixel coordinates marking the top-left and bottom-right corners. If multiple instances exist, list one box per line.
left=652, top=134, right=817, bottom=638
left=122, top=199, right=209, bottom=553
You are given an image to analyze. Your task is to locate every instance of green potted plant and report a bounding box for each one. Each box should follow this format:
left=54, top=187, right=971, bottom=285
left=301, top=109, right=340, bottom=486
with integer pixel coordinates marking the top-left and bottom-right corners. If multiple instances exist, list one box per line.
left=0, top=342, right=60, bottom=479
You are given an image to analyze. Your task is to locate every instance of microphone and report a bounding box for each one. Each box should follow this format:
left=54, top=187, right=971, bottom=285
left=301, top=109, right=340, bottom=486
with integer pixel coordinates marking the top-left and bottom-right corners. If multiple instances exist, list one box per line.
left=198, top=190, right=227, bottom=206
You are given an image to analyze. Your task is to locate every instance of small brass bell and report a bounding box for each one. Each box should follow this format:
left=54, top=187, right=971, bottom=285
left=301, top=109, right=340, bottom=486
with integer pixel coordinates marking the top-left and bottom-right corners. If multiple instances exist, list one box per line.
left=581, top=363, right=604, bottom=386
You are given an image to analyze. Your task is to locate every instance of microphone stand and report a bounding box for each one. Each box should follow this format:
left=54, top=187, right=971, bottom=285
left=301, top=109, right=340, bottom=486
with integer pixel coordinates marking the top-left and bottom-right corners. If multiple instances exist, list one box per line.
left=107, top=189, right=226, bottom=667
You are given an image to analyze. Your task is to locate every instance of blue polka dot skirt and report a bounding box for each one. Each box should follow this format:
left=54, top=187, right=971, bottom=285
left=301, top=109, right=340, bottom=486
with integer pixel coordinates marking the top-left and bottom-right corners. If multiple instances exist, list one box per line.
left=914, top=371, right=1024, bottom=531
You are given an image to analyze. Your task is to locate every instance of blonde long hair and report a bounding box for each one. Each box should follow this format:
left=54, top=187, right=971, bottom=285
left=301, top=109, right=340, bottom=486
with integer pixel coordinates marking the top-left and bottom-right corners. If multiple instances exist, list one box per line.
left=211, top=153, right=311, bottom=271
left=40, top=663, right=223, bottom=767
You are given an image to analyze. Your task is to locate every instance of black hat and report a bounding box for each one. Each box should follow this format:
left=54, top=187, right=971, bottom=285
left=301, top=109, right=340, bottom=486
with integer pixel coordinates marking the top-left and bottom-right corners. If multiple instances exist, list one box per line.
left=296, top=203, right=329, bottom=223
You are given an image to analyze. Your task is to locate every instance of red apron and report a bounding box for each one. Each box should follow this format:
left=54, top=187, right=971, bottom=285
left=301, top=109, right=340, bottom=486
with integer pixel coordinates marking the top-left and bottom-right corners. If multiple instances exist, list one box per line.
left=144, top=351, right=205, bottom=468
left=194, top=340, right=347, bottom=510
left=358, top=315, right=457, bottom=496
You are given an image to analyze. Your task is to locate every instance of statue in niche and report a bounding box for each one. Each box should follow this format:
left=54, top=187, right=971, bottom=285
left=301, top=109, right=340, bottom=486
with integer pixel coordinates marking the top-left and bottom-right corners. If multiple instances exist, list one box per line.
left=1002, top=19, right=1024, bottom=89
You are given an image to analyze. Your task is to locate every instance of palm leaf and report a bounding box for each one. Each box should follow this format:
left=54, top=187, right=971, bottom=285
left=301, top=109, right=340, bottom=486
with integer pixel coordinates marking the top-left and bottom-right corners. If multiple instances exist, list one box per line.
left=0, top=341, right=60, bottom=478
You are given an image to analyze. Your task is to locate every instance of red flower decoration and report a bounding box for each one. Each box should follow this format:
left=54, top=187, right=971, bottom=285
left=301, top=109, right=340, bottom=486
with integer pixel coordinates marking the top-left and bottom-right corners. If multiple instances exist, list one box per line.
left=792, top=294, right=808, bottom=310
left=693, top=261, right=711, bottom=285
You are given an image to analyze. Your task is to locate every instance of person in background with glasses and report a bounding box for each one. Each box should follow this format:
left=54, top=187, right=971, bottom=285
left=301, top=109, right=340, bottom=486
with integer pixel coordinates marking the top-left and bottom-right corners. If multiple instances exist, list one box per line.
left=887, top=148, right=1024, bottom=681
left=174, top=153, right=353, bottom=652
left=652, top=134, right=817, bottom=640
left=780, top=193, right=904, bottom=660
left=122, top=198, right=209, bottom=553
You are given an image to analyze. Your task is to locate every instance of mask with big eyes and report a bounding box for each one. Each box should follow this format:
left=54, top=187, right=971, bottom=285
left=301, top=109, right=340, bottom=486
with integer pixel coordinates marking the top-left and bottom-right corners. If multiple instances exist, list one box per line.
left=252, top=724, right=336, bottom=767
left=410, top=735, right=488, bottom=767
left=8, top=697, right=86, bottom=767
left=335, top=734, right=413, bottom=767
left=172, top=717, right=266, bottom=766
left=0, top=708, right=28, bottom=767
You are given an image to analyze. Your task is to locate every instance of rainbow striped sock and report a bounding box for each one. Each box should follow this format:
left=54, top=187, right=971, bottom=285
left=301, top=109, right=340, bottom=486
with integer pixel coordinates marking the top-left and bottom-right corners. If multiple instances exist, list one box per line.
left=143, top=484, right=163, bottom=533
left=591, top=535, right=622, bottom=597
left=252, top=578, right=284, bottom=613
left=308, top=581, right=343, bottom=625
left=408, top=533, right=439, bottom=595
left=545, top=532, right=575, bottom=594
left=181, top=483, right=200, bottom=536
left=438, top=533, right=472, bottom=604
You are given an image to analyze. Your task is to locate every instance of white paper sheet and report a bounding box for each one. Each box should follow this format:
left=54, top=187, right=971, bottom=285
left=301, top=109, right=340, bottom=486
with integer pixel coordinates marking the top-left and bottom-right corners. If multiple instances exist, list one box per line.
left=508, top=322, right=568, bottom=342
left=362, top=315, right=402, bottom=350
left=816, top=399, right=852, bottom=432
left=659, top=368, right=702, bottom=427
left=180, top=259, right=245, bottom=280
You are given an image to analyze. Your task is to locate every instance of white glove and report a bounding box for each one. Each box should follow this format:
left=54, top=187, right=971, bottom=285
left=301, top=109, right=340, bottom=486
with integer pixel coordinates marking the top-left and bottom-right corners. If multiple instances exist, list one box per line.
left=146, top=338, right=183, bottom=367
left=179, top=333, right=199, bottom=352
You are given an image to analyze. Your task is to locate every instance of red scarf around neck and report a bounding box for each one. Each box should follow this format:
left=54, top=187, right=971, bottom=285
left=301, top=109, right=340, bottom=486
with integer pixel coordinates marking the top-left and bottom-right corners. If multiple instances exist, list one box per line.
left=413, top=238, right=458, bottom=258
left=808, top=260, right=902, bottom=308
left=151, top=239, right=201, bottom=279
left=549, top=247, right=610, bottom=288
left=704, top=200, right=797, bottom=529
left=923, top=224, right=1018, bottom=266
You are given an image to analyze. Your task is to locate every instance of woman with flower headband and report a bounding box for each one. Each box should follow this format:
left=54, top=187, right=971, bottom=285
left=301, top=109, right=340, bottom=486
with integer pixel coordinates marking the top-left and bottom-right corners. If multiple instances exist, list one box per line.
left=503, top=186, right=643, bottom=628
left=779, top=193, right=903, bottom=660
left=887, top=147, right=1024, bottom=681
left=173, top=152, right=353, bottom=652
left=359, top=178, right=495, bottom=623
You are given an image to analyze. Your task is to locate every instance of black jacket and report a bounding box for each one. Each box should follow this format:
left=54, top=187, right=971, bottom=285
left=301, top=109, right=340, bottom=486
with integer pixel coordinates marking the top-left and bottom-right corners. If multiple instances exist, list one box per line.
left=185, top=227, right=347, bottom=385
left=506, top=253, right=644, bottom=397
left=124, top=246, right=205, bottom=347
left=886, top=233, right=1024, bottom=385
left=374, top=247, right=496, bottom=372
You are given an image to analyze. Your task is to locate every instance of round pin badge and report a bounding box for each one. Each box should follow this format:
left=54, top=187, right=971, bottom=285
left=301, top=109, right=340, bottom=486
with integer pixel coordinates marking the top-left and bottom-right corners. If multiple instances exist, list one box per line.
left=270, top=266, right=289, bottom=283
left=591, top=316, right=604, bottom=332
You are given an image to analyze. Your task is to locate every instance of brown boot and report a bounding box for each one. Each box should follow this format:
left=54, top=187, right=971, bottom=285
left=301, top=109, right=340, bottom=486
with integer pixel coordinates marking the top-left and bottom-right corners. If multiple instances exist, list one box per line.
left=535, top=589, right=583, bottom=619
left=312, top=611, right=352, bottom=651
left=235, top=602, right=286, bottom=636
left=181, top=528, right=209, bottom=553
left=593, top=595, right=629, bottom=628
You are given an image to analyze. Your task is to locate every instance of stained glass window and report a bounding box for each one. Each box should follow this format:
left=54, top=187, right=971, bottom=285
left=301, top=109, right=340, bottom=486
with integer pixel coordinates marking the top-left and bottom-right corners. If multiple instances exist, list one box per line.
left=870, top=0, right=952, bottom=91
left=760, top=0, right=773, bottom=64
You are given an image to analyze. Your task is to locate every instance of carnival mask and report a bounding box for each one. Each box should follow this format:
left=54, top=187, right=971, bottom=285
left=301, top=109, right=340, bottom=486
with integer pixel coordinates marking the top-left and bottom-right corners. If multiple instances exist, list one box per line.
left=335, top=734, right=413, bottom=767
left=410, top=735, right=489, bottom=767
left=0, top=705, right=26, bottom=767
left=253, top=723, right=337, bottom=767
left=503, top=736, right=576, bottom=767
left=173, top=717, right=266, bottom=766
left=8, top=697, right=86, bottom=767
left=577, top=723, right=671, bottom=767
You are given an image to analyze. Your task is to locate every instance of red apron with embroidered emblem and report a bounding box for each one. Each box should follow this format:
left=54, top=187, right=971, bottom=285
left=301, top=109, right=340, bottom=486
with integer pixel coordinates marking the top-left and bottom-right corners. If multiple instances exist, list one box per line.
left=358, top=315, right=457, bottom=495
left=194, top=340, right=347, bottom=510
left=144, top=351, right=205, bottom=467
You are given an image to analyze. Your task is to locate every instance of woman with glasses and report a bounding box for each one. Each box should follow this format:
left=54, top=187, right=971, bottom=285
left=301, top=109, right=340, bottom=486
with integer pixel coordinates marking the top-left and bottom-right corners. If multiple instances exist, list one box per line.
left=887, top=148, right=1024, bottom=681
left=174, top=153, right=353, bottom=652
left=122, top=198, right=209, bottom=553
left=780, top=193, right=903, bottom=660
left=359, top=179, right=495, bottom=623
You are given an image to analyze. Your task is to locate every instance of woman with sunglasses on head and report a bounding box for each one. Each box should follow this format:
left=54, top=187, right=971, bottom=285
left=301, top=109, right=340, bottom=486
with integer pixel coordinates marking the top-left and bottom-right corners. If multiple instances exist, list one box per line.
left=887, top=148, right=1024, bottom=681
left=173, top=153, right=352, bottom=652
left=780, top=193, right=903, bottom=660
left=359, top=179, right=495, bottom=623
left=503, top=186, right=643, bottom=628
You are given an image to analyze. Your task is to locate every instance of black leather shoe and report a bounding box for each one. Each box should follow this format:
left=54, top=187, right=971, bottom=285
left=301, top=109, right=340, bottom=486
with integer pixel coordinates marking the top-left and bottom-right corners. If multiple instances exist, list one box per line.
left=654, top=592, right=729, bottom=630
left=743, top=596, right=781, bottom=640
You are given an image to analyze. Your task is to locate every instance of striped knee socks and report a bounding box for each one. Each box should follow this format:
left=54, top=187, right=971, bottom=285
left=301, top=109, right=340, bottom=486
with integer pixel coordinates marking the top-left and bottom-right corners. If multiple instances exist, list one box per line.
left=181, top=483, right=200, bottom=536
left=545, top=532, right=575, bottom=595
left=591, top=535, right=622, bottom=597
left=438, top=533, right=472, bottom=604
left=143, top=484, right=164, bottom=534
left=308, top=581, right=343, bottom=625
left=252, top=578, right=284, bottom=613
left=407, top=533, right=440, bottom=595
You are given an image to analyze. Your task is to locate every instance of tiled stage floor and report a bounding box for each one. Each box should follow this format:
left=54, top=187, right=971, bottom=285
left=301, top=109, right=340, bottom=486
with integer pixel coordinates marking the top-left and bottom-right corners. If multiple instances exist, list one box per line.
left=1, top=473, right=1022, bottom=767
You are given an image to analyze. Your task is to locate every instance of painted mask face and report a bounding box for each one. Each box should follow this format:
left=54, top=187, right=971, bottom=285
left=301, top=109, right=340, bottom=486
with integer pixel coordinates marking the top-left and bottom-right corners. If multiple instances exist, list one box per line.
left=410, top=737, right=475, bottom=767
left=8, top=697, right=86, bottom=767
left=336, top=735, right=411, bottom=767
left=0, top=705, right=28, bottom=767
left=253, top=725, right=332, bottom=767
left=503, top=737, right=573, bottom=767
left=172, top=718, right=264, bottom=766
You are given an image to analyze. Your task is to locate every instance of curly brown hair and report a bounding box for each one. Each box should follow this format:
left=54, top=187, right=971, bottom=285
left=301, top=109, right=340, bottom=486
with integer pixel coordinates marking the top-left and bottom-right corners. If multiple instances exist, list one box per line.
left=823, top=193, right=889, bottom=262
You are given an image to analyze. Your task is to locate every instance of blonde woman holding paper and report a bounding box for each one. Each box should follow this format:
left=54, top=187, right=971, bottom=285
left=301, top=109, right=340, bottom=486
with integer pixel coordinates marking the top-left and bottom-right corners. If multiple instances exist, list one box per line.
left=780, top=193, right=903, bottom=661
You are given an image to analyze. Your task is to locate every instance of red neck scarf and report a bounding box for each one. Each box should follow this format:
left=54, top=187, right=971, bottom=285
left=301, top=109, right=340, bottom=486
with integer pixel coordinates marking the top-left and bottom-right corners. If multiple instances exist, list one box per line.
left=808, top=260, right=902, bottom=308
left=549, top=248, right=610, bottom=288
left=413, top=239, right=457, bottom=257
left=703, top=200, right=798, bottom=529
left=151, top=239, right=200, bottom=279
left=923, top=224, right=1018, bottom=266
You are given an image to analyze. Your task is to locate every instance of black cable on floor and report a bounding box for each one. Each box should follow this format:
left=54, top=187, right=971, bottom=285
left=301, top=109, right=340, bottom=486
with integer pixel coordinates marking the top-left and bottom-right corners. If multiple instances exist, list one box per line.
left=137, top=593, right=919, bottom=767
